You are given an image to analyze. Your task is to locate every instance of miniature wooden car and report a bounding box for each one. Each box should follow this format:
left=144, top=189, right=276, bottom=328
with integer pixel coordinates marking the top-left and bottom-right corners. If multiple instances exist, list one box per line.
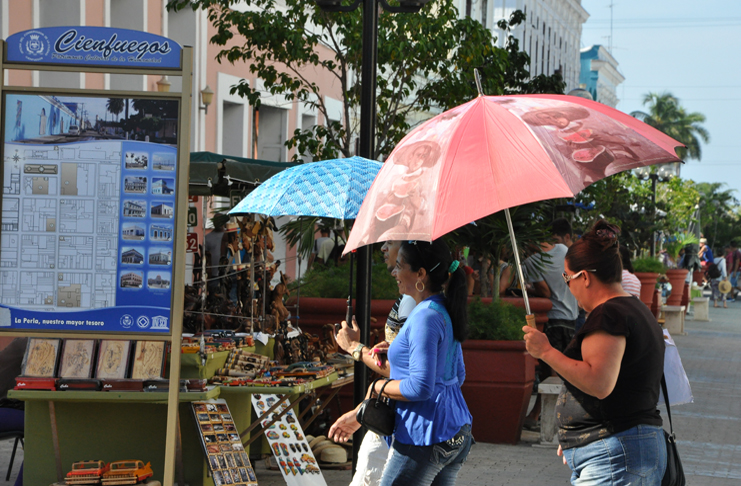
left=101, top=460, right=153, bottom=485
left=65, top=460, right=110, bottom=485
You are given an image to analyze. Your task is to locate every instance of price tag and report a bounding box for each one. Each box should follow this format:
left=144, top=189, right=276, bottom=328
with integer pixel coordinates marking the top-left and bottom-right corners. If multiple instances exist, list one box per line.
left=186, top=233, right=199, bottom=253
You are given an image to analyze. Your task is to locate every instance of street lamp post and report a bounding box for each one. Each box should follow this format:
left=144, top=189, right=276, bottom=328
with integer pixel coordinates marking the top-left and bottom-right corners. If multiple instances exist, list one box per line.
left=635, top=162, right=682, bottom=256
left=314, top=0, right=429, bottom=473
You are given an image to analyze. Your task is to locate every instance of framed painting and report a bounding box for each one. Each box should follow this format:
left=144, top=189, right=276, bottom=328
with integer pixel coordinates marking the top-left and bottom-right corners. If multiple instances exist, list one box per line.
left=96, top=340, right=132, bottom=379
left=59, top=339, right=96, bottom=378
left=21, top=338, right=62, bottom=377
left=130, top=341, right=166, bottom=380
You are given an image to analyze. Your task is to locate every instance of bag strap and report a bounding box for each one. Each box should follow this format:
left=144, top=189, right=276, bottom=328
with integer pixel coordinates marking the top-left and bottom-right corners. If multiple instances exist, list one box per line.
left=369, top=377, right=387, bottom=399
left=377, top=378, right=392, bottom=399
left=661, top=374, right=675, bottom=436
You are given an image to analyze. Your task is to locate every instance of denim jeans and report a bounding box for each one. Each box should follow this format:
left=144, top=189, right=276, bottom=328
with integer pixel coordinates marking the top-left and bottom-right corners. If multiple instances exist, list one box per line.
left=562, top=424, right=667, bottom=486
left=379, top=424, right=474, bottom=486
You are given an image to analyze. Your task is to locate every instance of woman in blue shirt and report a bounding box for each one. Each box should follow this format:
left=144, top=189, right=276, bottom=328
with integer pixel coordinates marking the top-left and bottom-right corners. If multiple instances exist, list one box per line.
left=330, top=239, right=473, bottom=486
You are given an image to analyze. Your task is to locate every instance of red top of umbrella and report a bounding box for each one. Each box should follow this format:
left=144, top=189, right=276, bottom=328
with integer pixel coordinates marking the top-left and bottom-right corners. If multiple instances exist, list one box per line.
left=345, top=94, right=683, bottom=252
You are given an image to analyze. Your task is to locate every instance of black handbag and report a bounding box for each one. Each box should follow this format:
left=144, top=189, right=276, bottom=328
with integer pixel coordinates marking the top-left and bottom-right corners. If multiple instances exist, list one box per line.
left=661, top=375, right=686, bottom=486
left=356, top=378, right=396, bottom=437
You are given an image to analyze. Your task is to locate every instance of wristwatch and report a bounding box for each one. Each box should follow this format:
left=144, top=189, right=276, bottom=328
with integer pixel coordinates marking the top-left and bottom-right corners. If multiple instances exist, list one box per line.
left=352, top=343, right=365, bottom=362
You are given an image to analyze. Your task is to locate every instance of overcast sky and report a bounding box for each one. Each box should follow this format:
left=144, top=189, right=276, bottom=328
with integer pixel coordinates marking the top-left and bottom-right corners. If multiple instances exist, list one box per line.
left=580, top=0, right=741, bottom=198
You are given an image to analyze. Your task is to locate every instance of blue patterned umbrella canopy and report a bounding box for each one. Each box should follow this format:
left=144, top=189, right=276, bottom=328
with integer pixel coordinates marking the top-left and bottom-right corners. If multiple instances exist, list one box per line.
left=228, top=156, right=383, bottom=219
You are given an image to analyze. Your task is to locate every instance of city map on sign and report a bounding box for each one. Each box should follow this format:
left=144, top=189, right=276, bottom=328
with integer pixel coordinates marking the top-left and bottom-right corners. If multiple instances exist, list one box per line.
left=0, top=94, right=179, bottom=333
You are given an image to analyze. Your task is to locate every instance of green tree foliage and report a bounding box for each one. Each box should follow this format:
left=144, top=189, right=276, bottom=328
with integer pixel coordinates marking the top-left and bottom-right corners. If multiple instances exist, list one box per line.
left=446, top=203, right=551, bottom=300
left=630, top=92, right=709, bottom=161
left=575, top=172, right=699, bottom=253
left=290, top=251, right=399, bottom=299
left=696, top=182, right=740, bottom=249
left=168, top=0, right=564, bottom=161
left=467, top=298, right=526, bottom=341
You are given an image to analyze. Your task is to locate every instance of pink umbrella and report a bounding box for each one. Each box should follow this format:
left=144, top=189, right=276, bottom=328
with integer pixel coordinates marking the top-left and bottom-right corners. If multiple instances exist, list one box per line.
left=345, top=90, right=683, bottom=320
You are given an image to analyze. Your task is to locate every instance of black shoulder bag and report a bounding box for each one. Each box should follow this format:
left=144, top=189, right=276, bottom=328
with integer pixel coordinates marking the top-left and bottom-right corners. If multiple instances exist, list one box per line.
left=356, top=377, right=396, bottom=437
left=661, top=375, right=686, bottom=486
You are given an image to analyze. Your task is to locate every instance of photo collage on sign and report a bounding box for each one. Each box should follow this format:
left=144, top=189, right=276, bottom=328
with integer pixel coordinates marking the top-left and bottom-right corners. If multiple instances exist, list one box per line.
left=192, top=400, right=257, bottom=486
left=251, top=394, right=326, bottom=486
left=118, top=145, right=175, bottom=298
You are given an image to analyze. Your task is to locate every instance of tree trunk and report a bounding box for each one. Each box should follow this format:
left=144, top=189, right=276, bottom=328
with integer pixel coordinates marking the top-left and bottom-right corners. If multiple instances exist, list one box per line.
left=480, top=258, right=491, bottom=298
left=492, top=262, right=501, bottom=302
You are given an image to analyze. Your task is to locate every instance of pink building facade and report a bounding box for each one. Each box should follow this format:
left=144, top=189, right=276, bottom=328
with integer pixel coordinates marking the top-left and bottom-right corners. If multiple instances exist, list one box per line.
left=2, top=0, right=344, bottom=284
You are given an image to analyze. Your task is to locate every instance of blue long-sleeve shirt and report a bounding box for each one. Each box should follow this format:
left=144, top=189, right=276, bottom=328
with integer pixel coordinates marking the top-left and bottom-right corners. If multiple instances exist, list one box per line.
left=388, top=294, right=472, bottom=446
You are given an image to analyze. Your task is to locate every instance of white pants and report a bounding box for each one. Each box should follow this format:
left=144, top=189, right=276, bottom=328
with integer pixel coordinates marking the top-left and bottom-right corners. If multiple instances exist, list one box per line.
left=350, top=431, right=391, bottom=486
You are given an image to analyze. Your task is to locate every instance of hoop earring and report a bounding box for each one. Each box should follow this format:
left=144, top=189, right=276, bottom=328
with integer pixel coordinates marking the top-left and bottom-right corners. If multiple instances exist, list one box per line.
left=415, top=281, right=425, bottom=293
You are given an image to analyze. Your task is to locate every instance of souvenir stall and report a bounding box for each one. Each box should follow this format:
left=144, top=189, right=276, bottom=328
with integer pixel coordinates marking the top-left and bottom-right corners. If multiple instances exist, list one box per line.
left=0, top=27, right=357, bottom=485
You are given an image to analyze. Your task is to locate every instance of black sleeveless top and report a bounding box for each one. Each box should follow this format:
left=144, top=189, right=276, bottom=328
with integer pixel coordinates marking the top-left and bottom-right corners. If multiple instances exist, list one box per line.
left=555, top=296, right=664, bottom=450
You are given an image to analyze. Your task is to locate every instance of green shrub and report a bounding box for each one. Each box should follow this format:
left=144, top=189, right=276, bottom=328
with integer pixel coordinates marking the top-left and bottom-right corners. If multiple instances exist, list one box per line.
left=467, top=298, right=527, bottom=341
left=632, top=256, right=665, bottom=274
left=290, top=251, right=400, bottom=300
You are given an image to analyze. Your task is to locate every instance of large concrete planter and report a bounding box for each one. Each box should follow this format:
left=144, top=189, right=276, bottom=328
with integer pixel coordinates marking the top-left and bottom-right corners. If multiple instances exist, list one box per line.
left=461, top=340, right=536, bottom=444
left=665, top=269, right=689, bottom=306
left=635, top=272, right=659, bottom=308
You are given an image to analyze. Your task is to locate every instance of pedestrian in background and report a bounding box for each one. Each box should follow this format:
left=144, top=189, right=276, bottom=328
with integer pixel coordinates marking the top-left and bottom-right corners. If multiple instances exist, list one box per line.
left=619, top=246, right=642, bottom=298
left=710, top=254, right=728, bottom=308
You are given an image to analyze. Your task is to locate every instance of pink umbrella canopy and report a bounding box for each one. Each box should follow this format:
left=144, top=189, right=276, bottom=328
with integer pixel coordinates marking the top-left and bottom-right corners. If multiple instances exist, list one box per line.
left=345, top=94, right=683, bottom=253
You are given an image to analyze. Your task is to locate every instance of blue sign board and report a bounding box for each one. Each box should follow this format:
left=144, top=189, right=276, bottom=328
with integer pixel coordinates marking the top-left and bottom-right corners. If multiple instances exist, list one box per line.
left=6, top=26, right=182, bottom=69
left=0, top=94, right=180, bottom=334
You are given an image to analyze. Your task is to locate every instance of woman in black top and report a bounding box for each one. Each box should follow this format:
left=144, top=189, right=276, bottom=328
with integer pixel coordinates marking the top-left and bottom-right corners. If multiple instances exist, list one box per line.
left=523, top=220, right=666, bottom=485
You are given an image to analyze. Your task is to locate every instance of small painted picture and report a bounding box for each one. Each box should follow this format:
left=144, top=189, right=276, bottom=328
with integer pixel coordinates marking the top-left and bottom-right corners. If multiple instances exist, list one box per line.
left=130, top=341, right=165, bottom=380
left=59, top=339, right=96, bottom=379
left=21, top=338, right=61, bottom=377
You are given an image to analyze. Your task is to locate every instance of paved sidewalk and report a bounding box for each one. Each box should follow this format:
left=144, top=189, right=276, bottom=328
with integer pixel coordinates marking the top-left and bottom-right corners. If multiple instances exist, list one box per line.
left=1, top=302, right=738, bottom=485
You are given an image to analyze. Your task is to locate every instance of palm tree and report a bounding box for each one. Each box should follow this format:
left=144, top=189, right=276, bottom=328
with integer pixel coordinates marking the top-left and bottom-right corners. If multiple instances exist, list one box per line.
left=631, top=92, right=709, bottom=161
left=697, top=182, right=739, bottom=247
left=106, top=98, right=125, bottom=119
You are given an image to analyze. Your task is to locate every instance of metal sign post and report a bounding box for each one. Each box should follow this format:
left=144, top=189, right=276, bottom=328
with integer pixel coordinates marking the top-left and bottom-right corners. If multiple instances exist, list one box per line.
left=0, top=27, right=192, bottom=486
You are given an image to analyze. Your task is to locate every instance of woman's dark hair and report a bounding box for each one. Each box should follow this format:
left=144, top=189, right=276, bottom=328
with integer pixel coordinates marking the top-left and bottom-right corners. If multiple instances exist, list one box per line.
left=619, top=246, right=634, bottom=274
left=565, top=220, right=623, bottom=284
left=399, top=240, right=468, bottom=342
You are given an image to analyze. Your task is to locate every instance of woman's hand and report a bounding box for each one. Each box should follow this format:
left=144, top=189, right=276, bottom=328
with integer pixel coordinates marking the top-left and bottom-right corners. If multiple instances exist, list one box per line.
left=335, top=317, right=361, bottom=354
left=557, top=445, right=567, bottom=466
left=328, top=409, right=361, bottom=443
left=522, top=325, right=553, bottom=360
left=369, top=342, right=390, bottom=367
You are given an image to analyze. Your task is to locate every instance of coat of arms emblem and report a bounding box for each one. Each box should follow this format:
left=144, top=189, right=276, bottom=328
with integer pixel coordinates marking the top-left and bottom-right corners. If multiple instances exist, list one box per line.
left=26, top=34, right=44, bottom=54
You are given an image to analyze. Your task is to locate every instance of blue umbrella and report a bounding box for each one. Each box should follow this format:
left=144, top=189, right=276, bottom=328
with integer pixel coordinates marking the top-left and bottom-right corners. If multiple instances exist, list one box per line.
left=228, top=156, right=383, bottom=219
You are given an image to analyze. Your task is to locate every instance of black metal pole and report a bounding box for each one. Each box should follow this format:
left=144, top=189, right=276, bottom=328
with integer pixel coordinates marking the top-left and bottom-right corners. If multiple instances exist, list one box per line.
left=352, top=0, right=378, bottom=473
left=650, top=175, right=657, bottom=257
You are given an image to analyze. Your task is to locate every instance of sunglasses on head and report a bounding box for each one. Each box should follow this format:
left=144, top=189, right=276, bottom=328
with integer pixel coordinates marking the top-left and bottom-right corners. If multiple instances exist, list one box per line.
left=562, top=269, right=596, bottom=286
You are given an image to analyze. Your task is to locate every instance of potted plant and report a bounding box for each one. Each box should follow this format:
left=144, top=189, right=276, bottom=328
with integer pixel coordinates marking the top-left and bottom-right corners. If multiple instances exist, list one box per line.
left=632, top=256, right=664, bottom=307
left=663, top=232, right=699, bottom=306
left=460, top=298, right=543, bottom=444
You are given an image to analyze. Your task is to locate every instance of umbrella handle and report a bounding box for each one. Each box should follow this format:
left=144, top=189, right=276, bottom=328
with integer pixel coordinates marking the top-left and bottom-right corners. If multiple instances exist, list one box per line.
left=525, top=314, right=537, bottom=329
